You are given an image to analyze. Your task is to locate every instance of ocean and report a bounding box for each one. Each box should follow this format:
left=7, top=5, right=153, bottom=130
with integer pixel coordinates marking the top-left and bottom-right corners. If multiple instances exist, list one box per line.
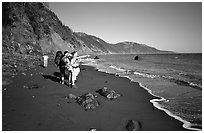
left=84, top=53, right=202, bottom=130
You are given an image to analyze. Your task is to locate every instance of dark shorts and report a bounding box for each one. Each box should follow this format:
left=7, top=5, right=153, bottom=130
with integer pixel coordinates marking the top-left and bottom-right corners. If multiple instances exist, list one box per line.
left=59, top=66, right=72, bottom=78
left=59, top=66, right=66, bottom=77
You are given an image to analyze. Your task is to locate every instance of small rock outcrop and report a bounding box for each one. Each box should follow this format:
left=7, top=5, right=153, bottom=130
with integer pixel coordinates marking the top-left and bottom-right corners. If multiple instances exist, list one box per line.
left=76, top=93, right=99, bottom=110
left=126, top=120, right=141, bottom=131
left=94, top=56, right=99, bottom=59
left=65, top=93, right=77, bottom=99
left=134, top=55, right=139, bottom=60
left=96, top=87, right=121, bottom=100
left=89, top=128, right=97, bottom=131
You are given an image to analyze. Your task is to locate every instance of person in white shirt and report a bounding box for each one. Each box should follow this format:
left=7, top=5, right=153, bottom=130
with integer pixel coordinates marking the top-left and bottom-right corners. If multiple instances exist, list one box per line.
left=69, top=51, right=89, bottom=88
left=43, top=55, right=49, bottom=67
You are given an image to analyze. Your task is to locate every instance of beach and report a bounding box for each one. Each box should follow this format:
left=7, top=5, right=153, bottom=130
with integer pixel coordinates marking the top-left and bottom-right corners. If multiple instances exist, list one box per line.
left=2, top=58, right=189, bottom=131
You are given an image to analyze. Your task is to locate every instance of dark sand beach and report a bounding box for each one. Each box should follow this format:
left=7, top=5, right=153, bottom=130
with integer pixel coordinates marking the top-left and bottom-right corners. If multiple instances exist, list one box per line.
left=2, top=60, right=189, bottom=131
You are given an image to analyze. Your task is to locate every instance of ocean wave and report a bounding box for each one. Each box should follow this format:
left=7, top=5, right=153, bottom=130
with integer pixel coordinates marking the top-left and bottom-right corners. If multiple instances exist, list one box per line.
left=162, top=76, right=202, bottom=90
left=109, top=65, right=127, bottom=72
left=133, top=71, right=160, bottom=79
left=81, top=58, right=96, bottom=63
left=133, top=70, right=202, bottom=90
left=102, top=64, right=202, bottom=91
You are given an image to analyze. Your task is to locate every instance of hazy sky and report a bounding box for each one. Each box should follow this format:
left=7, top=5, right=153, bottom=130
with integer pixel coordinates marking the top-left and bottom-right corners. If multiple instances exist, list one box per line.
left=49, top=2, right=202, bottom=53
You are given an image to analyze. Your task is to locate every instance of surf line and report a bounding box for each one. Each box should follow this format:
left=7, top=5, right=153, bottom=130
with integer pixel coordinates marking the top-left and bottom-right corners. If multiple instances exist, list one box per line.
left=114, top=71, right=201, bottom=131
left=85, top=64, right=201, bottom=131
left=113, top=69, right=201, bottom=131
left=138, top=82, right=201, bottom=131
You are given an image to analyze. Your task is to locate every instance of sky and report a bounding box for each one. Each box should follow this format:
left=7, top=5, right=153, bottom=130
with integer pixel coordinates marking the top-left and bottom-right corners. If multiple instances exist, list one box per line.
left=49, top=2, right=202, bottom=53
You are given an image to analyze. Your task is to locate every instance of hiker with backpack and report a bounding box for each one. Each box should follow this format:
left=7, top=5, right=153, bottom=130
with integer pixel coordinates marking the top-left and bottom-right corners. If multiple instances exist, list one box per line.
left=54, top=51, right=63, bottom=67
left=61, top=51, right=73, bottom=85
left=55, top=51, right=71, bottom=85
left=54, top=50, right=89, bottom=88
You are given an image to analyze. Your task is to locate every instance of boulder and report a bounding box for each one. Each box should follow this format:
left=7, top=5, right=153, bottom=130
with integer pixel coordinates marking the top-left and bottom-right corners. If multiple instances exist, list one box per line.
left=134, top=55, right=139, bottom=60
left=76, top=93, right=99, bottom=110
left=126, top=120, right=141, bottom=131
left=96, top=87, right=121, bottom=100
left=94, top=56, right=99, bottom=59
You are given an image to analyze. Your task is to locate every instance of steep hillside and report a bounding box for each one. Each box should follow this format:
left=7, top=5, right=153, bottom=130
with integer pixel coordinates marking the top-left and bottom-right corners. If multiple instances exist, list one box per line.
left=2, top=2, right=170, bottom=55
left=112, top=42, right=164, bottom=54
left=74, top=32, right=117, bottom=53
left=2, top=2, right=91, bottom=55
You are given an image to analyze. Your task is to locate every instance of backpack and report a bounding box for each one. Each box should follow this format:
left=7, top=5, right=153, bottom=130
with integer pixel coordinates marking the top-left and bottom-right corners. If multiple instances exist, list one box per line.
left=54, top=51, right=63, bottom=66
left=61, top=54, right=73, bottom=70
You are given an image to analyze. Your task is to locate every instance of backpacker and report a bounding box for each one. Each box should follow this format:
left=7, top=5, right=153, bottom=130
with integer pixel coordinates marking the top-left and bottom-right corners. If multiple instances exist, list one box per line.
left=54, top=51, right=63, bottom=66
left=61, top=53, right=73, bottom=70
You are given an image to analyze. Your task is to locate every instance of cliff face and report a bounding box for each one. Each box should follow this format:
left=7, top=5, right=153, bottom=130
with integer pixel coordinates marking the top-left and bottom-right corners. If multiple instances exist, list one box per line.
left=2, top=2, right=88, bottom=55
left=2, top=2, right=168, bottom=55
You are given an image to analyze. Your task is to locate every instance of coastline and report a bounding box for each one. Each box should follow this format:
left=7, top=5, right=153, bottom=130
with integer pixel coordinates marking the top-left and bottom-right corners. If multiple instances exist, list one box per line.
left=2, top=60, right=191, bottom=131
left=95, top=65, right=201, bottom=131
left=87, top=54, right=202, bottom=131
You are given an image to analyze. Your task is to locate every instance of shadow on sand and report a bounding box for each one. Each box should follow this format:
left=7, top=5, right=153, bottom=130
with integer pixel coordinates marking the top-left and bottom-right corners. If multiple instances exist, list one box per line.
left=53, top=72, right=61, bottom=78
left=42, top=74, right=59, bottom=83
left=42, top=72, right=70, bottom=86
left=39, top=64, right=45, bottom=68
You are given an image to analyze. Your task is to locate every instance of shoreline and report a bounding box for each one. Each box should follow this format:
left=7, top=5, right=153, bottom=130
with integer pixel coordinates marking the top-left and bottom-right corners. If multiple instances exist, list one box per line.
left=2, top=61, right=191, bottom=130
left=82, top=65, right=191, bottom=131
left=88, top=64, right=201, bottom=131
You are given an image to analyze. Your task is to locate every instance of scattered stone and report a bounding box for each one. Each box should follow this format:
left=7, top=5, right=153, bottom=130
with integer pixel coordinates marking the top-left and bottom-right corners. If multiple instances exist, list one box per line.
left=76, top=93, right=99, bottom=110
left=29, top=84, right=40, bottom=89
left=3, top=88, right=7, bottom=92
left=134, top=55, right=139, bottom=60
left=94, top=56, right=99, bottom=59
left=66, top=94, right=77, bottom=99
left=115, top=74, right=119, bottom=77
left=89, top=128, right=97, bottom=131
left=126, top=120, right=141, bottom=131
left=96, top=87, right=121, bottom=100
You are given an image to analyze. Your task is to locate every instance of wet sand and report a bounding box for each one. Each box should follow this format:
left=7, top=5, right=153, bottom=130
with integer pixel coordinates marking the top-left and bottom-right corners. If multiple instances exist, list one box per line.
left=2, top=61, right=189, bottom=131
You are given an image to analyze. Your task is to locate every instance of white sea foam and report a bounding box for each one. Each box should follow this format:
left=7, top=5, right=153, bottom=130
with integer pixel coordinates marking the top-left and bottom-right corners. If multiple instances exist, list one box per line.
left=189, top=82, right=202, bottom=89
left=138, top=83, right=201, bottom=131
left=109, top=65, right=126, bottom=72
left=133, top=71, right=159, bottom=79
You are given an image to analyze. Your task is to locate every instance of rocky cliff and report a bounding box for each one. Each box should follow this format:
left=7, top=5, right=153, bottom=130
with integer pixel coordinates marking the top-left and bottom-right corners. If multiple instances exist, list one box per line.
left=2, top=2, right=169, bottom=55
